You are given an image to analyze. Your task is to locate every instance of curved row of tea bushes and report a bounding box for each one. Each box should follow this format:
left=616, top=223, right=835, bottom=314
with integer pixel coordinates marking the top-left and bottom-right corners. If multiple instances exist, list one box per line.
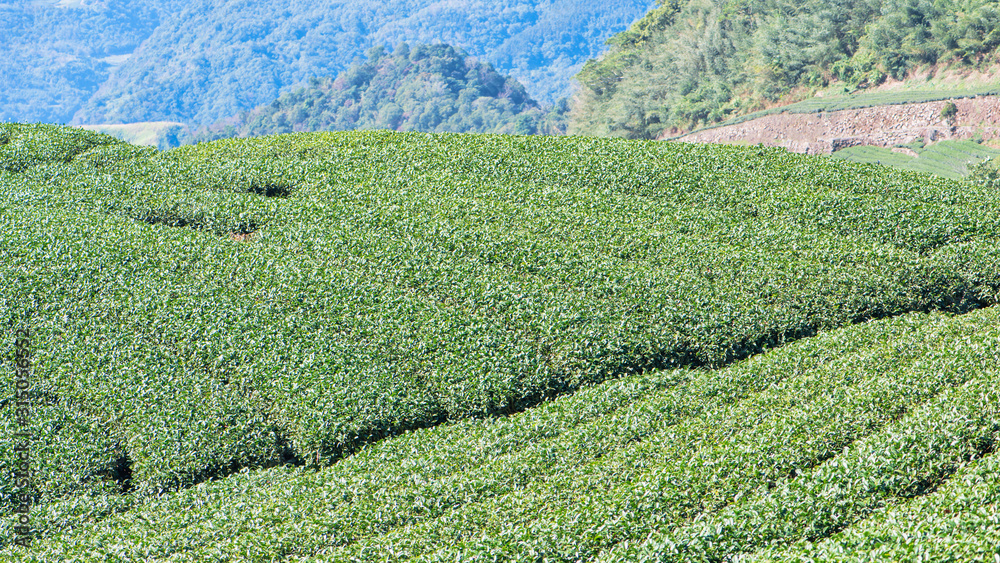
left=171, top=131, right=1000, bottom=474
left=327, top=306, right=999, bottom=562
left=747, top=449, right=1000, bottom=562
left=598, top=372, right=1000, bottom=561
left=6, top=307, right=998, bottom=561
left=6, top=125, right=1000, bottom=535
left=0, top=373, right=121, bottom=515
left=2, top=147, right=288, bottom=237
left=27, top=313, right=905, bottom=558
left=0, top=204, right=283, bottom=534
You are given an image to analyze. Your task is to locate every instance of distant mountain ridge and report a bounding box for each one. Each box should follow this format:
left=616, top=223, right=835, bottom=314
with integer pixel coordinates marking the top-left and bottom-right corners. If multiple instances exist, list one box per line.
left=0, top=0, right=161, bottom=125
left=0, top=0, right=655, bottom=126
left=188, top=43, right=568, bottom=143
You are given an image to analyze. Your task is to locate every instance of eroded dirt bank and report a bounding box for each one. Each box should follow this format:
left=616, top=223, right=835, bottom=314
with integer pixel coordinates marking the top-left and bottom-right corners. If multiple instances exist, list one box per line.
left=674, top=96, right=1000, bottom=154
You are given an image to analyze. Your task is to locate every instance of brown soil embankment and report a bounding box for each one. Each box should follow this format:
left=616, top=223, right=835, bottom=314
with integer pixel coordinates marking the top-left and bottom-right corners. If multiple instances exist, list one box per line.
left=674, top=96, right=1000, bottom=154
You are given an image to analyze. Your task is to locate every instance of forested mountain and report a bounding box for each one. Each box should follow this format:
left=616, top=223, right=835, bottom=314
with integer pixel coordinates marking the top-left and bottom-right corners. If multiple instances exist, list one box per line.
left=570, top=0, right=1000, bottom=139
left=188, top=43, right=568, bottom=143
left=0, top=0, right=655, bottom=126
left=0, top=0, right=162, bottom=125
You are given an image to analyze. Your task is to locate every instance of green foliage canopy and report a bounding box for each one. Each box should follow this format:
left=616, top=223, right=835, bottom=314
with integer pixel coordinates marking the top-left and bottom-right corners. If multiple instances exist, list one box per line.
left=6, top=305, right=1000, bottom=560
left=189, top=43, right=567, bottom=141
left=572, top=0, right=1000, bottom=139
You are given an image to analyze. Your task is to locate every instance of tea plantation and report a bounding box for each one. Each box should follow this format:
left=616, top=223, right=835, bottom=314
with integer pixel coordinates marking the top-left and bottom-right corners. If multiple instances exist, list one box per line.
left=832, top=140, right=1000, bottom=180
left=2, top=123, right=1000, bottom=560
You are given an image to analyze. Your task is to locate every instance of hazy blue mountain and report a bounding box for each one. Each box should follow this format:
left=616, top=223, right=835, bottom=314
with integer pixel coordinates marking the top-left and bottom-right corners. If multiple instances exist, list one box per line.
left=0, top=0, right=162, bottom=125
left=0, top=0, right=655, bottom=126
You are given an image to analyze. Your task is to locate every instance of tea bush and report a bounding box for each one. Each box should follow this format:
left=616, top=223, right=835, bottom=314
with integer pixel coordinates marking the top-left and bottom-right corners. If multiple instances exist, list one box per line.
left=748, top=447, right=1000, bottom=562
left=6, top=308, right=999, bottom=561
left=0, top=124, right=121, bottom=173
left=332, top=308, right=998, bottom=562
left=4, top=124, right=1000, bottom=555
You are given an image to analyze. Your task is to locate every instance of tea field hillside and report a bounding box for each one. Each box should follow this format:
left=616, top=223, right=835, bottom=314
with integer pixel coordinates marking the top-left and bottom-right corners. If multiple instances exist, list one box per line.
left=2, top=123, right=1000, bottom=560
left=831, top=139, right=1000, bottom=179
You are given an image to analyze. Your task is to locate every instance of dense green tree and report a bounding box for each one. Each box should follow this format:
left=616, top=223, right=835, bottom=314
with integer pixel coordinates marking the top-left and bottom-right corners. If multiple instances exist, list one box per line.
left=187, top=43, right=568, bottom=142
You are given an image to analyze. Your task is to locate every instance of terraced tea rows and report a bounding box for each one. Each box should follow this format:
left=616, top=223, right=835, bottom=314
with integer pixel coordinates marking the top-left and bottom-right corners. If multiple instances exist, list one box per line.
left=5, top=307, right=998, bottom=561
left=750, top=449, right=1000, bottom=562
left=832, top=139, right=1000, bottom=179
left=3, top=123, right=1000, bottom=557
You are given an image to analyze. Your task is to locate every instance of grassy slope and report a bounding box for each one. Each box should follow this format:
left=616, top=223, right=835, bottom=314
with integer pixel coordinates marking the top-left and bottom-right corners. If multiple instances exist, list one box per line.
left=3, top=123, right=1000, bottom=557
